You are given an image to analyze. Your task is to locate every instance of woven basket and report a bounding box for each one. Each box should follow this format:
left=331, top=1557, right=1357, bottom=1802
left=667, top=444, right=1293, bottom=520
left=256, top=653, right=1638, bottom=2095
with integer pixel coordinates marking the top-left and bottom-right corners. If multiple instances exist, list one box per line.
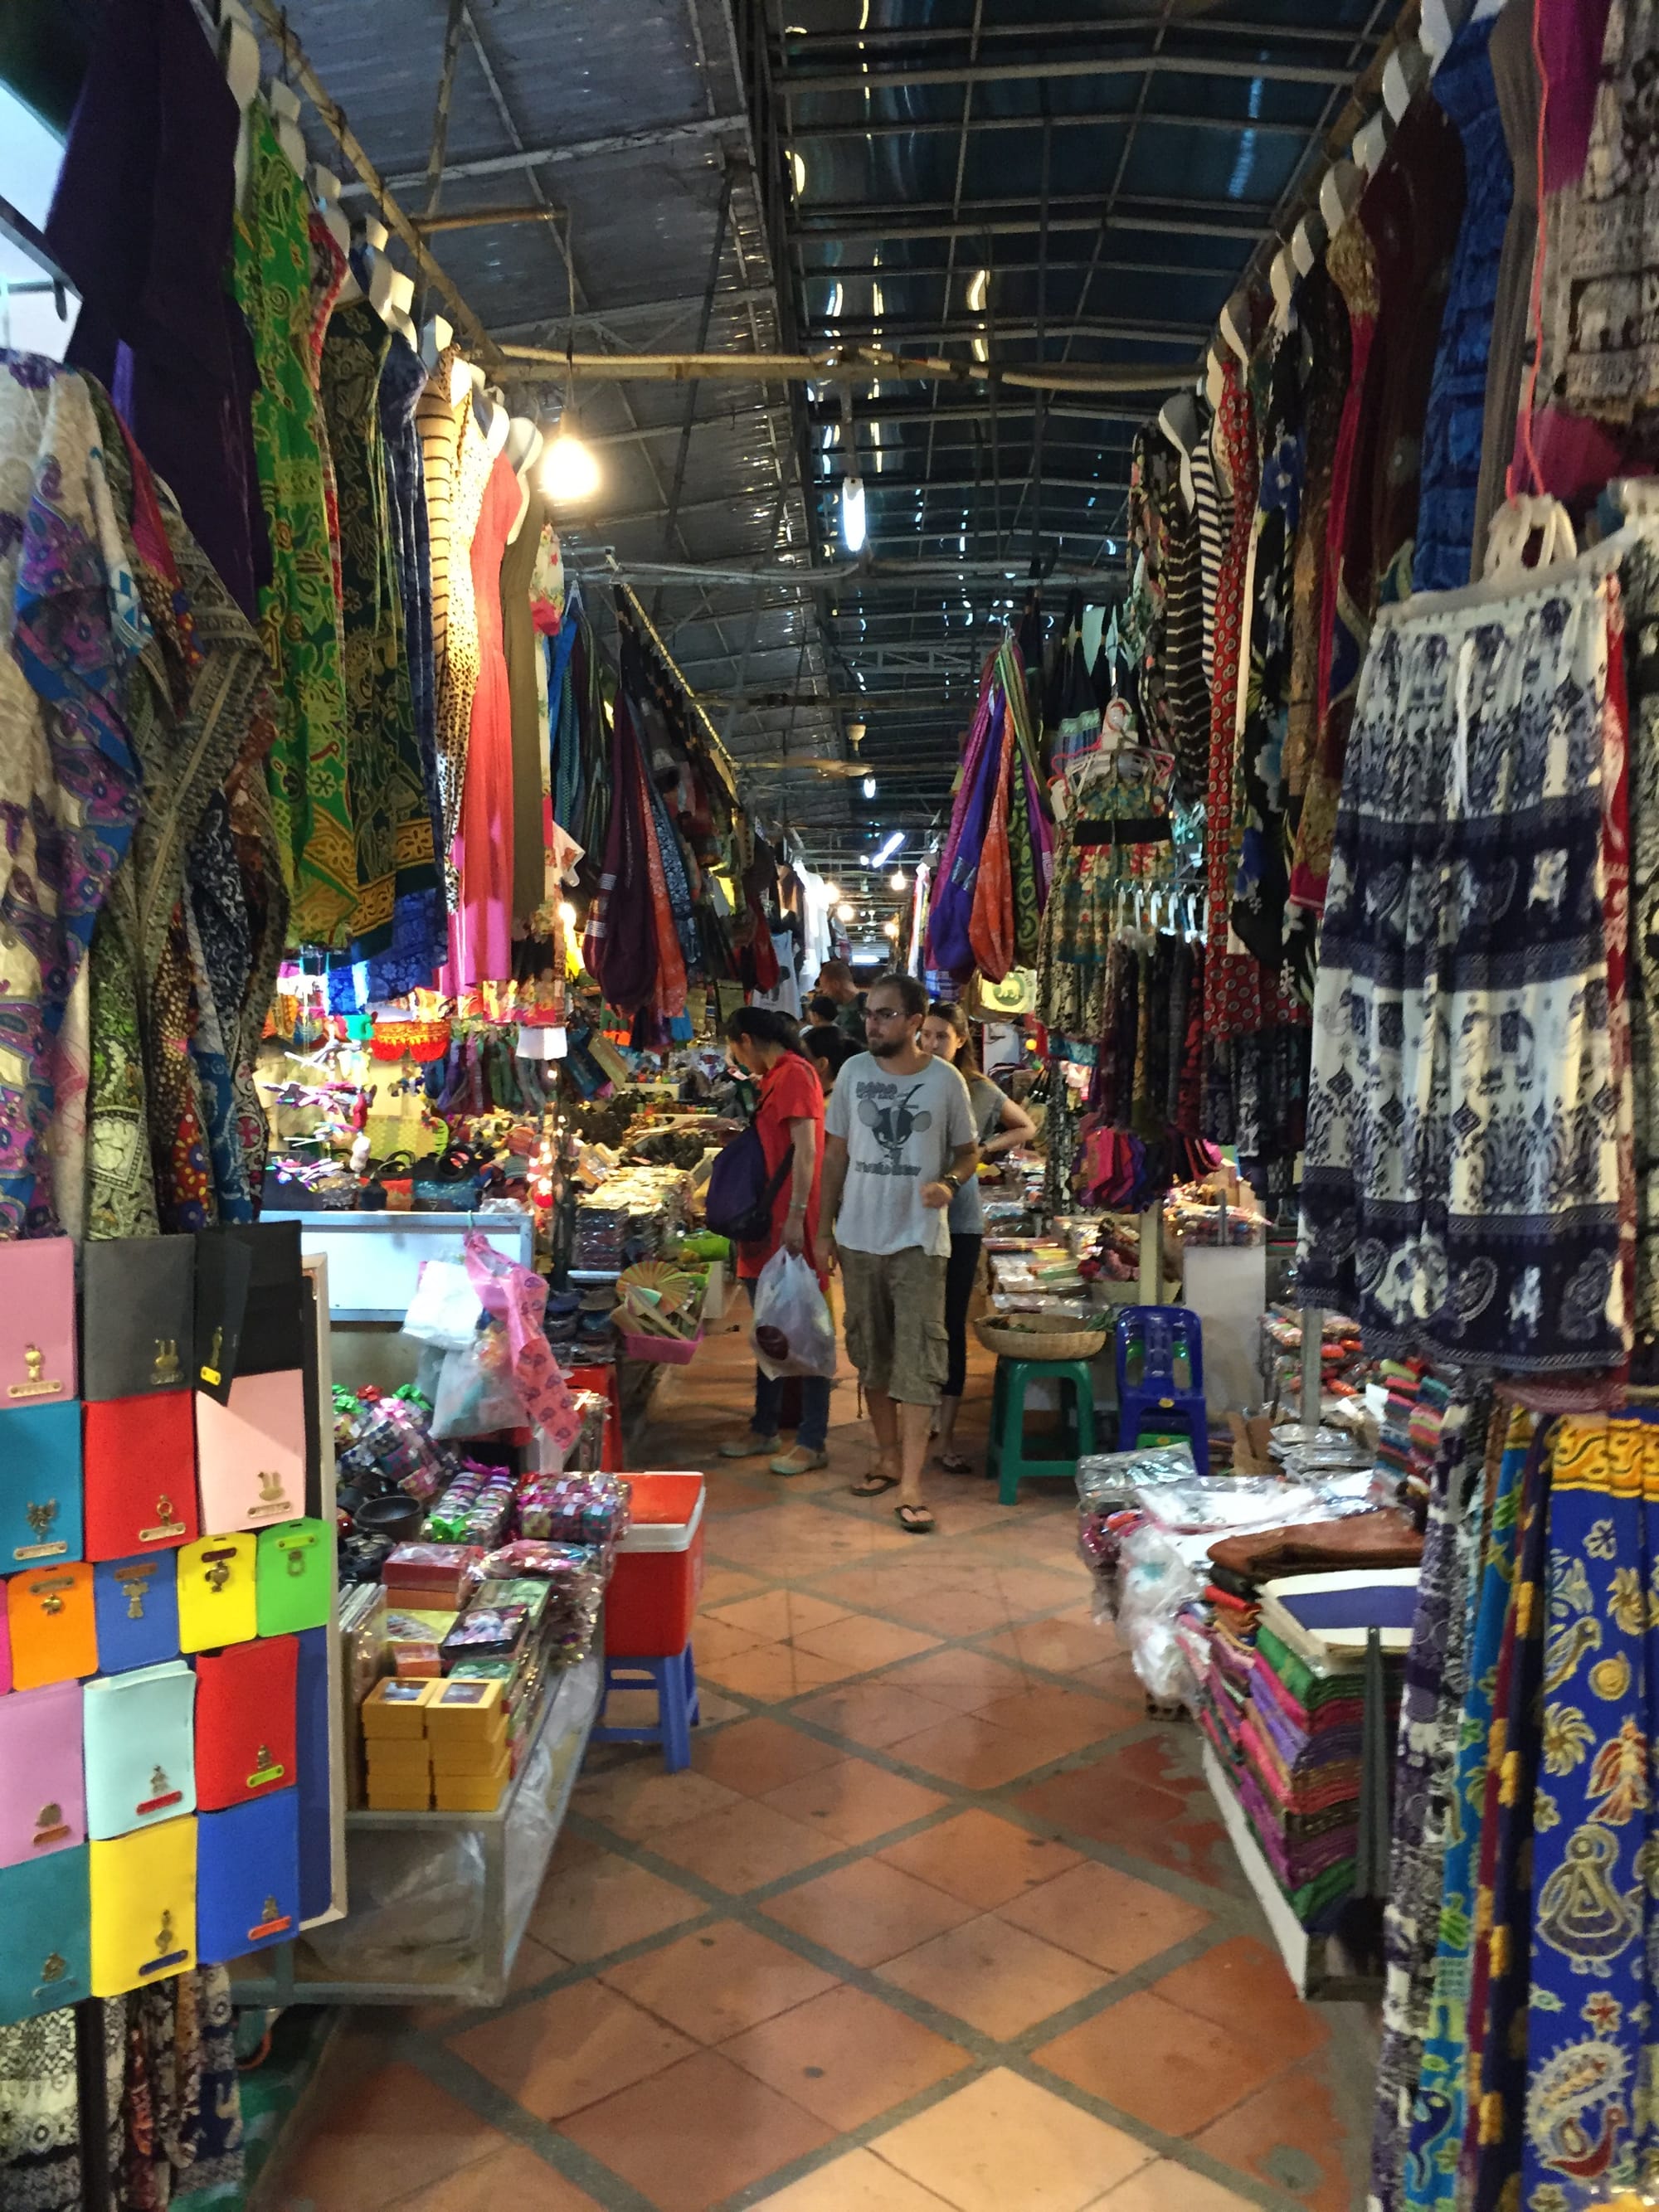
left=975, top=1315, right=1107, bottom=1363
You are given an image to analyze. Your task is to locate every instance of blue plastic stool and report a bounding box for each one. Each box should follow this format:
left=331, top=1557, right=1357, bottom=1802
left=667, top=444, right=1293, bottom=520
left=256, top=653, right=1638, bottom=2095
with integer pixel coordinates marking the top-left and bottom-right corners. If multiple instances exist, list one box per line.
left=591, top=1643, right=700, bottom=1772
left=1113, top=1304, right=1210, bottom=1474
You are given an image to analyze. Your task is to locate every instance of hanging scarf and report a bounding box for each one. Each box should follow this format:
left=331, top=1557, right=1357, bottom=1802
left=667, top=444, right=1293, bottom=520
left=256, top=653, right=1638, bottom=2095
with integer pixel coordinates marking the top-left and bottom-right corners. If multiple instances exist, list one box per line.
left=969, top=682, right=1017, bottom=980
left=929, top=673, right=1004, bottom=978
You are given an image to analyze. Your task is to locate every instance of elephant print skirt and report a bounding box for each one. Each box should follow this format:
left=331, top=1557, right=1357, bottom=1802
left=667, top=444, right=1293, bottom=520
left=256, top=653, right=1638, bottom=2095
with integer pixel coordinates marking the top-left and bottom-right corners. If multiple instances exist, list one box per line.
left=1297, top=543, right=1631, bottom=1374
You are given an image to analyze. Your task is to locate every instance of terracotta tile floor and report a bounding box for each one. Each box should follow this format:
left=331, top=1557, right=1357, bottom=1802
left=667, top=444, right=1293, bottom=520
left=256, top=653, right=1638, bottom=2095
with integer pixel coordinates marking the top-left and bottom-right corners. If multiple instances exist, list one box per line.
left=262, top=1325, right=1377, bottom=2212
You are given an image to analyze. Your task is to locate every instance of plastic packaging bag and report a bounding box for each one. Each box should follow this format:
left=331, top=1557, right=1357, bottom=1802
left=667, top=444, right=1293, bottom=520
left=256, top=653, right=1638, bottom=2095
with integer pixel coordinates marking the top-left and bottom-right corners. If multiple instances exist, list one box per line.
left=431, top=1325, right=528, bottom=1438
left=1116, top=1523, right=1203, bottom=1708
left=749, top=1249, right=837, bottom=1380
left=401, top=1258, right=484, bottom=1350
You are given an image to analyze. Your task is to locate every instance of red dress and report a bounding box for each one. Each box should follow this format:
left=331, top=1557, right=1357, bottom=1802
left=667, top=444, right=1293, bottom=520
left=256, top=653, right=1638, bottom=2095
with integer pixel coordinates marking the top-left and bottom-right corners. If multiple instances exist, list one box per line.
left=737, top=1056, right=825, bottom=1284
left=450, top=447, right=520, bottom=985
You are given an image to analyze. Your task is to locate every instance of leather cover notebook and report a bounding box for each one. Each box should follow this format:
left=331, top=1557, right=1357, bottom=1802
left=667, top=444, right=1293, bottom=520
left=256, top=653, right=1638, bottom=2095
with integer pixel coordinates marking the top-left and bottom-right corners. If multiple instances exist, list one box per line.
left=7, top=1563, right=96, bottom=1689
left=94, top=1553, right=181, bottom=1673
left=0, top=1848, right=91, bottom=2021
left=195, top=1372, right=306, bottom=1534
left=0, top=1680, right=85, bottom=1869
left=197, top=1791, right=300, bottom=1963
left=0, top=1402, right=84, bottom=1572
left=82, top=1661, right=197, bottom=1840
left=195, top=1635, right=298, bottom=1811
left=81, top=1393, right=198, bottom=1561
left=0, top=1237, right=75, bottom=1411
left=80, top=1236, right=194, bottom=1401
left=89, top=1816, right=197, bottom=1996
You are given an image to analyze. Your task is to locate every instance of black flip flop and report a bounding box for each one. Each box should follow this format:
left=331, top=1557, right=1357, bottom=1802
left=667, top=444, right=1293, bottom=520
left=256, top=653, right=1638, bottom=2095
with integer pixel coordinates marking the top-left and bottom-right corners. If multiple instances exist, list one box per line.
left=936, top=1451, right=973, bottom=1475
left=895, top=1503, right=936, bottom=1534
left=851, top=1473, right=899, bottom=1498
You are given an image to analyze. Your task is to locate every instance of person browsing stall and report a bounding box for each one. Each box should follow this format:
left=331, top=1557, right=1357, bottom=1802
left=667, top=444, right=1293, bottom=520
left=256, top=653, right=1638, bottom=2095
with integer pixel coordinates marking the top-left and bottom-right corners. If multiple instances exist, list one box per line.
left=719, top=1008, right=834, bottom=1477
left=920, top=1001, right=1037, bottom=1473
left=820, top=973, right=979, bottom=1534
left=814, top=958, right=868, bottom=1045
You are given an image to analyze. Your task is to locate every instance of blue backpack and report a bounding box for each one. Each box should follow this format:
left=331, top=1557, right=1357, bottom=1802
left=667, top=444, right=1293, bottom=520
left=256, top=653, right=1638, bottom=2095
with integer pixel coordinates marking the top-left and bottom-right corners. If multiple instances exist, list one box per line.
left=703, top=1124, right=791, bottom=1242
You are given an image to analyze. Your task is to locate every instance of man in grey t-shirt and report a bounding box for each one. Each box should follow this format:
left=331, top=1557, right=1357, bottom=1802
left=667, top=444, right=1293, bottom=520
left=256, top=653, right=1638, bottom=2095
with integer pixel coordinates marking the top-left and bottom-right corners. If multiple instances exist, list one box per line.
left=822, top=973, right=978, bottom=1533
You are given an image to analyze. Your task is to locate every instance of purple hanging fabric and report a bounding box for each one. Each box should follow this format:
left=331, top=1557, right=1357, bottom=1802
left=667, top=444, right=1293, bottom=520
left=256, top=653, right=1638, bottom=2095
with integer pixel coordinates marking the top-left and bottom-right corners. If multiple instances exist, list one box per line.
left=927, top=686, right=1005, bottom=979
left=583, top=690, right=657, bottom=1013
left=1022, top=746, right=1054, bottom=906
left=46, top=0, right=267, bottom=620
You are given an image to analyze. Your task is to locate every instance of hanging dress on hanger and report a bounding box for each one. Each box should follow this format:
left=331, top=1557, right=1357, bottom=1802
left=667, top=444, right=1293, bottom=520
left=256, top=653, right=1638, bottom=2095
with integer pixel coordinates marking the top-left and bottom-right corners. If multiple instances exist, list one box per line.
left=449, top=448, right=520, bottom=987
left=231, top=105, right=355, bottom=946
left=500, top=480, right=548, bottom=927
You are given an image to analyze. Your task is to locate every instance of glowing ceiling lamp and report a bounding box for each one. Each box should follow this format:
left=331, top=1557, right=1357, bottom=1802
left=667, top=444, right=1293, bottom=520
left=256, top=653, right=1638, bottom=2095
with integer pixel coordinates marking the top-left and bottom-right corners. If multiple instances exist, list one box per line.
left=542, top=428, right=600, bottom=506
left=889, top=870, right=907, bottom=892
left=862, top=773, right=877, bottom=799
left=870, top=830, right=904, bottom=868
left=841, top=474, right=867, bottom=554
left=789, top=148, right=807, bottom=197
left=883, top=917, right=901, bottom=939
left=836, top=901, right=854, bottom=923
left=967, top=267, right=990, bottom=364
left=822, top=882, right=841, bottom=904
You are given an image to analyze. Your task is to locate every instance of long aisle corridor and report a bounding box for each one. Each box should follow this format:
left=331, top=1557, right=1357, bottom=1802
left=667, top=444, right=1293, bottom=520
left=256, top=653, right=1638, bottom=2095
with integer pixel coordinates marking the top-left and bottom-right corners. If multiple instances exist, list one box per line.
left=270, top=1332, right=1375, bottom=2212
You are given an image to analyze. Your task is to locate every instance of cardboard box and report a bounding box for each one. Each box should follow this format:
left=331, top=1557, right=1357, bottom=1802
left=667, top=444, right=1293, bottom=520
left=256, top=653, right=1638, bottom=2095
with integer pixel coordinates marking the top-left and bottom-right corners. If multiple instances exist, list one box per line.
left=425, top=1676, right=507, bottom=1740
left=430, top=1737, right=512, bottom=1779
left=364, top=1738, right=433, bottom=1782
left=364, top=1780, right=433, bottom=1811
left=432, top=1772, right=508, bottom=1813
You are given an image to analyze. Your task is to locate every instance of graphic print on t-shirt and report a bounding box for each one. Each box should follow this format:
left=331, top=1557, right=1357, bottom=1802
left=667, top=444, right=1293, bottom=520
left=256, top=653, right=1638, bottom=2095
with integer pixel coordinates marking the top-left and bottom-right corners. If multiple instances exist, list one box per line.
left=854, top=1078, right=933, bottom=1179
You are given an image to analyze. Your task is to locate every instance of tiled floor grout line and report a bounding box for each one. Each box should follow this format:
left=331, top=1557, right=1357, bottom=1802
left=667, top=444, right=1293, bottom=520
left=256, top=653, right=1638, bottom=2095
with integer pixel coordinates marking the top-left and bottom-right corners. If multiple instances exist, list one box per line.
left=278, top=1361, right=1364, bottom=2212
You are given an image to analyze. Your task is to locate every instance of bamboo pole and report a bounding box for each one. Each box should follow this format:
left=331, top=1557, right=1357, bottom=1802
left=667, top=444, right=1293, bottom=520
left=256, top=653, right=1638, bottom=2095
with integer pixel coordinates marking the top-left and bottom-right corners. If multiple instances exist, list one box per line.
left=246, top=0, right=498, bottom=362
left=496, top=345, right=1197, bottom=395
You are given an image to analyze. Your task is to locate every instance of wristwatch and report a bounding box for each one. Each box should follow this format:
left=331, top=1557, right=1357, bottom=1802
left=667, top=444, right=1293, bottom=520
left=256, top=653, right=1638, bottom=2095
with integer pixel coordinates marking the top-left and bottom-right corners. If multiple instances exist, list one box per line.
left=941, top=1173, right=961, bottom=1195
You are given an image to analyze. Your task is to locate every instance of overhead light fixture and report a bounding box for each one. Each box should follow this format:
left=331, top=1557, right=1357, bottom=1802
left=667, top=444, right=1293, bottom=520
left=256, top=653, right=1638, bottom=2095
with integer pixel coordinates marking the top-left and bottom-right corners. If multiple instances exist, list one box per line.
left=883, top=918, right=901, bottom=939
left=841, top=474, right=867, bottom=554
left=889, top=871, right=907, bottom=892
left=790, top=148, right=807, bottom=197
left=836, top=901, right=854, bottom=922
left=542, top=428, right=600, bottom=506
left=862, top=773, right=877, bottom=799
left=822, top=881, right=841, bottom=904
left=872, top=830, right=904, bottom=868
left=846, top=719, right=866, bottom=749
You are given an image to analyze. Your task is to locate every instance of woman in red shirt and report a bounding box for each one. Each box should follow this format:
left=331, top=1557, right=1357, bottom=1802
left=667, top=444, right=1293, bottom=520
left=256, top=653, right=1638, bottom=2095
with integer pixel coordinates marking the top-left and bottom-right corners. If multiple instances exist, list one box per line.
left=718, top=1008, right=833, bottom=1475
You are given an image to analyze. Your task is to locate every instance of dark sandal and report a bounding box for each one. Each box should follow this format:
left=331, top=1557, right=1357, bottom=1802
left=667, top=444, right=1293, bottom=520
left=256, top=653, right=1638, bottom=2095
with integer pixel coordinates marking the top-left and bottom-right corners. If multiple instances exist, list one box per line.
left=895, top=1503, right=936, bottom=1534
left=851, top=1473, right=900, bottom=1498
left=936, top=1451, right=973, bottom=1475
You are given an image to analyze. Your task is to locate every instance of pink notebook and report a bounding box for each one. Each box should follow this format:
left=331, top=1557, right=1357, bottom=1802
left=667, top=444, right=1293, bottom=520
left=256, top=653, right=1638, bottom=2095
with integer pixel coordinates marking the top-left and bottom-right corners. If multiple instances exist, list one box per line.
left=0, top=1239, right=75, bottom=1410
left=194, top=1372, right=307, bottom=1535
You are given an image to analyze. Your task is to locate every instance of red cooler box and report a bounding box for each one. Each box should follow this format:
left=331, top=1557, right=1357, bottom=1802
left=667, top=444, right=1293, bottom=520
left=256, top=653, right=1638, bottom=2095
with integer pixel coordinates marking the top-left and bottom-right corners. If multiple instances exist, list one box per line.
left=605, top=1474, right=705, bottom=1657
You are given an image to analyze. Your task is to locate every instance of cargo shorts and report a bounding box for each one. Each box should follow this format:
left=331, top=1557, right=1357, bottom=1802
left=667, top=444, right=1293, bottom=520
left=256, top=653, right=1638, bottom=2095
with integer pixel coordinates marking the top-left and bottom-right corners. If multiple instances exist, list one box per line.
left=836, top=1243, right=949, bottom=1405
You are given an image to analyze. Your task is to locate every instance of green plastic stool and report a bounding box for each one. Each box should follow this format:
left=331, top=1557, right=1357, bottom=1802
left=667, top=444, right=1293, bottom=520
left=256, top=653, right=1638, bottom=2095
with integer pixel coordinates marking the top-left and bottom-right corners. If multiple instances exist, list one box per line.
left=986, top=1357, right=1098, bottom=1505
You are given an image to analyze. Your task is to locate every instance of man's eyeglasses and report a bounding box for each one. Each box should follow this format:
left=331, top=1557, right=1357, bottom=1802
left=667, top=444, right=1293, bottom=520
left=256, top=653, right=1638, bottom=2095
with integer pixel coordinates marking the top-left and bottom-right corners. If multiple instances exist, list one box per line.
left=864, top=1007, right=909, bottom=1021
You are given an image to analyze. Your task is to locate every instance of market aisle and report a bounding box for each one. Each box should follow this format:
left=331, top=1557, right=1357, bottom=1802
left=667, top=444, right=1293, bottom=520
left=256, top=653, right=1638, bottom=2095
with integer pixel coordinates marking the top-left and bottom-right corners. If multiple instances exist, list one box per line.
left=266, top=1327, right=1376, bottom=2212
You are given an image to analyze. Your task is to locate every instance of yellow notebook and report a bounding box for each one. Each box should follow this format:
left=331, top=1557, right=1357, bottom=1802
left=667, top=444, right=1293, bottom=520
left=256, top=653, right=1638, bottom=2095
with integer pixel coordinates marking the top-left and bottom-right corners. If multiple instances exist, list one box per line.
left=90, top=1816, right=197, bottom=1996
left=176, top=1535, right=256, bottom=1654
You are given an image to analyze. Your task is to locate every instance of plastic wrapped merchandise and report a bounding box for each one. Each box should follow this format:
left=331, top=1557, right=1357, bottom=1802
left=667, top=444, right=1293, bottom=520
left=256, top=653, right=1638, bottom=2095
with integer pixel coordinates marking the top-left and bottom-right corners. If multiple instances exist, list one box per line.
left=467, top=1540, right=605, bottom=1661
left=1115, top=1522, right=1204, bottom=1709
left=431, top=1325, right=528, bottom=1438
left=516, top=1471, right=630, bottom=1563
left=1075, top=1444, right=1195, bottom=1591
left=338, top=1392, right=451, bottom=1503
left=1136, top=1478, right=1324, bottom=1537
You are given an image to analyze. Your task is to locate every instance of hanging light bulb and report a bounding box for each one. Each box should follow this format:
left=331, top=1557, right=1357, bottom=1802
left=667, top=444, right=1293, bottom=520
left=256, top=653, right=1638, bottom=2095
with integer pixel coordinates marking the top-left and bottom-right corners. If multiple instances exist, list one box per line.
left=557, top=900, right=577, bottom=929
left=883, top=917, right=901, bottom=939
left=542, top=429, right=600, bottom=506
left=836, top=901, right=854, bottom=923
left=862, top=773, right=877, bottom=799
left=841, top=474, right=867, bottom=554
left=822, top=881, right=841, bottom=904
left=890, top=870, right=907, bottom=892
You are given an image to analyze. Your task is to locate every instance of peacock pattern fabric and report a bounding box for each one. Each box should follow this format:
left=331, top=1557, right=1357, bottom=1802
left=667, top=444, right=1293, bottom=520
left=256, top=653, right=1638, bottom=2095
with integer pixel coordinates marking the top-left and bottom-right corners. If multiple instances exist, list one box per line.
left=1298, top=548, right=1629, bottom=1375
left=231, top=104, right=355, bottom=947
left=1520, top=1413, right=1659, bottom=2209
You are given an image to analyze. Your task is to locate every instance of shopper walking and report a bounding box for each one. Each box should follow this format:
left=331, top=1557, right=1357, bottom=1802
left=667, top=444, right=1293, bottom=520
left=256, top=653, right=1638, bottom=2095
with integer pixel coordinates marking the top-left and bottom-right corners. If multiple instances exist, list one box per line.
left=920, top=1001, right=1037, bottom=1473
left=821, top=973, right=979, bottom=1533
left=813, top=958, right=868, bottom=1044
left=803, top=1024, right=857, bottom=1100
left=718, top=1008, right=834, bottom=1477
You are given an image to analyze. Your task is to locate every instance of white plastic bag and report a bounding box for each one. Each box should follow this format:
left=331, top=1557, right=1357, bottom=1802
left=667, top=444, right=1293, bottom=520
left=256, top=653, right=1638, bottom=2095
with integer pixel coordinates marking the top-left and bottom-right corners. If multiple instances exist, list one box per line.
left=750, top=1249, right=837, bottom=1380
left=431, top=1325, right=528, bottom=1438
left=401, top=1257, right=484, bottom=1350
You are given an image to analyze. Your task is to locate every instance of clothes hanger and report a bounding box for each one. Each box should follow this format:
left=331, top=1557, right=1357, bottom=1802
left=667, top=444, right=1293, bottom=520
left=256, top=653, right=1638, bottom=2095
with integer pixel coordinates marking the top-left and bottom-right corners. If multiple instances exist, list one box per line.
left=1319, top=159, right=1364, bottom=242
left=383, top=269, right=417, bottom=348
left=1383, top=40, right=1430, bottom=122
left=266, top=80, right=308, bottom=178
left=1204, top=344, right=1226, bottom=410
left=1419, top=0, right=1474, bottom=67
left=219, top=0, right=260, bottom=207
left=1268, top=247, right=1297, bottom=332
left=504, top=419, right=545, bottom=544
left=1291, top=210, right=1326, bottom=279
left=1351, top=109, right=1390, bottom=176
left=1483, top=494, right=1579, bottom=581
left=357, top=217, right=401, bottom=333
left=1156, top=391, right=1199, bottom=510
left=420, top=313, right=454, bottom=374
left=309, top=165, right=362, bottom=303
left=1218, top=290, right=1254, bottom=367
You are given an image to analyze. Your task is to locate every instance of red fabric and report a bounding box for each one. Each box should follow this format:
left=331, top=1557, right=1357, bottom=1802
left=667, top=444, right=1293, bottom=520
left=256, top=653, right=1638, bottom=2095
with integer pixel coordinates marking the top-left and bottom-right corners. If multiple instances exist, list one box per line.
left=737, top=1053, right=824, bottom=1283
left=1203, top=359, right=1263, bottom=1044
left=194, top=1635, right=298, bottom=1810
left=968, top=701, right=1016, bottom=980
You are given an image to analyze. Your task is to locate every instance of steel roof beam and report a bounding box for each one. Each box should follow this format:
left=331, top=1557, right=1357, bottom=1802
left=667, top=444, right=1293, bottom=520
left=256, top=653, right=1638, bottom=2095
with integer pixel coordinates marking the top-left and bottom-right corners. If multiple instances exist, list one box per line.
left=789, top=109, right=1310, bottom=147
left=807, top=314, right=1206, bottom=347
left=776, top=16, right=1382, bottom=55
left=780, top=53, right=1351, bottom=94
left=339, top=112, right=745, bottom=197
left=791, top=201, right=1267, bottom=245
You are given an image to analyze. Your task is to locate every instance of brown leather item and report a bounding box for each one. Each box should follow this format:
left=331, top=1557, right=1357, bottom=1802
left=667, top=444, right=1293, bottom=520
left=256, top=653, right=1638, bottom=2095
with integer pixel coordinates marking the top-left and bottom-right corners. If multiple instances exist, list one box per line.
left=1207, top=1509, right=1423, bottom=1584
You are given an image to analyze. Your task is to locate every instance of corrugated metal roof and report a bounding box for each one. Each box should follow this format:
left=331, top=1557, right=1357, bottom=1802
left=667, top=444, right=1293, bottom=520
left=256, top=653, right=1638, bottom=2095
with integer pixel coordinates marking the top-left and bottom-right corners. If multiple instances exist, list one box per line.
left=270, top=0, right=1402, bottom=872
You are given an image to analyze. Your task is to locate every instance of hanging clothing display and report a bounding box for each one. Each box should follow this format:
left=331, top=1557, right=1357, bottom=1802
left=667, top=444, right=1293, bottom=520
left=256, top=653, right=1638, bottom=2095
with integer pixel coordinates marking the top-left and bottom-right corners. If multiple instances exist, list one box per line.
left=449, top=448, right=520, bottom=989
left=1299, top=543, right=1629, bottom=1374
left=231, top=105, right=355, bottom=947
left=501, top=479, right=548, bottom=924
left=1411, top=8, right=1513, bottom=594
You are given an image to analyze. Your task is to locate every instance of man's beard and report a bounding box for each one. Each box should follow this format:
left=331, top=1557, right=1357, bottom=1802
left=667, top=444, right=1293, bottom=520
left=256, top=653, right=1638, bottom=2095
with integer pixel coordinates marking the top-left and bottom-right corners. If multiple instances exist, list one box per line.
left=869, top=1033, right=909, bottom=1059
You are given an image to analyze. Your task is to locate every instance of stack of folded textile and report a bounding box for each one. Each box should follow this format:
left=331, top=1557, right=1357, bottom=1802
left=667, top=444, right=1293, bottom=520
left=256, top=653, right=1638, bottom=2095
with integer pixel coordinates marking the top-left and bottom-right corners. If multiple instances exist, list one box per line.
left=1373, top=1359, right=1425, bottom=1500
left=1233, top=1622, right=1392, bottom=1927
left=1404, top=1374, right=1452, bottom=1510
left=1195, top=1576, right=1260, bottom=1770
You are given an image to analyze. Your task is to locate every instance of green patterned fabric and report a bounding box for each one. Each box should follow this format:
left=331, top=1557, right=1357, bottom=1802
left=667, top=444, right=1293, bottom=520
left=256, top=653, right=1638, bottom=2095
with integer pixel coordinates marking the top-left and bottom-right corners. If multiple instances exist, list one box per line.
left=231, top=103, right=356, bottom=946
left=319, top=300, right=433, bottom=955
